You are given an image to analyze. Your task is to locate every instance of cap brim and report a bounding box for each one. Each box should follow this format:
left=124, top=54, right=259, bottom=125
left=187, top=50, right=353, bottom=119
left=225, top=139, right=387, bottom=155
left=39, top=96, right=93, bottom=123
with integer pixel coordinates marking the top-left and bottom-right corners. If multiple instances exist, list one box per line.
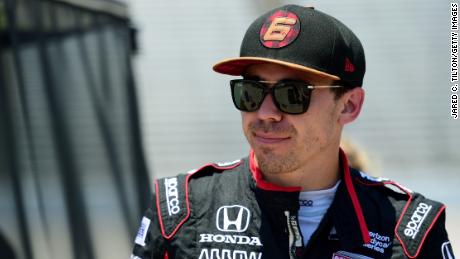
left=213, top=57, right=340, bottom=81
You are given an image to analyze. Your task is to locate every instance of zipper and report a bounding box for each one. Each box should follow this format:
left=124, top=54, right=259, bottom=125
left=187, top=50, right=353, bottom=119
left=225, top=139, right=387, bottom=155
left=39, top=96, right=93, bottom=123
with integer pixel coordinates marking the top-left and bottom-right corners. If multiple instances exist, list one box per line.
left=285, top=211, right=303, bottom=259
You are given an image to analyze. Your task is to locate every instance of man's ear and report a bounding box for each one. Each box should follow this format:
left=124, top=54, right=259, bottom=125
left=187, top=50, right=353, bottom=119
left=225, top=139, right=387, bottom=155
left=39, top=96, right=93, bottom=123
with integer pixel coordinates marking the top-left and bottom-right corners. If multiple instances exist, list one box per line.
left=338, top=87, right=365, bottom=125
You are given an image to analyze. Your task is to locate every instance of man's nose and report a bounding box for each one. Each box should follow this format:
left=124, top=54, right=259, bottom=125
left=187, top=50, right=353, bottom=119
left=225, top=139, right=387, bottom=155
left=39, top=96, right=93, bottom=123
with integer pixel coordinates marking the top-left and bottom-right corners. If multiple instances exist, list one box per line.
left=256, top=94, right=283, bottom=121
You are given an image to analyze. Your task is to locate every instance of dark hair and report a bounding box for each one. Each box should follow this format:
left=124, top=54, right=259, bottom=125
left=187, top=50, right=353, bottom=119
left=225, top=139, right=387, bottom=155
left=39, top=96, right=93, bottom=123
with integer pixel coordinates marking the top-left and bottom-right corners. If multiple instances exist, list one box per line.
left=331, top=81, right=357, bottom=100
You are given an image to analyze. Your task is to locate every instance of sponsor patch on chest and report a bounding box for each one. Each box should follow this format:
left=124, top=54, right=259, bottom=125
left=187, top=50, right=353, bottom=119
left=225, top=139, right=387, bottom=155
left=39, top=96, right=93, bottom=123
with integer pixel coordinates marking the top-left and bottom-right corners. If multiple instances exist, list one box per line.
left=198, top=248, right=262, bottom=259
left=199, top=234, right=262, bottom=246
left=216, top=205, right=251, bottom=232
left=362, top=231, right=391, bottom=254
left=197, top=204, right=262, bottom=258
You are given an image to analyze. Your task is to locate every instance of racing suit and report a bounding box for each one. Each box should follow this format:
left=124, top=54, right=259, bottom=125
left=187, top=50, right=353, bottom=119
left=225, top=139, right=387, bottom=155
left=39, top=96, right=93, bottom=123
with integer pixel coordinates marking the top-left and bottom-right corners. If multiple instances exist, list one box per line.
left=131, top=150, right=455, bottom=259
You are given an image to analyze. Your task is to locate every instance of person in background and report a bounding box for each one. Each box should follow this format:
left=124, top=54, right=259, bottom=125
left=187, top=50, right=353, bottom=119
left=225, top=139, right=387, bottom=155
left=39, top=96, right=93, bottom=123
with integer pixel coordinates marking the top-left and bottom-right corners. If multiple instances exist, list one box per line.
left=131, top=4, right=455, bottom=259
left=340, top=137, right=373, bottom=173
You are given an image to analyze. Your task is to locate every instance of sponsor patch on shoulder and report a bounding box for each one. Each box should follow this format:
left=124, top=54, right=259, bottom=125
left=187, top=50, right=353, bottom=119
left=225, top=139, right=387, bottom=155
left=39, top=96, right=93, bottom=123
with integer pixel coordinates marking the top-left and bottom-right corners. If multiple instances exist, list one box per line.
left=164, top=177, right=180, bottom=216
left=156, top=175, right=189, bottom=239
left=396, top=197, right=445, bottom=258
left=134, top=217, right=151, bottom=246
left=332, top=250, right=373, bottom=259
left=403, top=202, right=433, bottom=239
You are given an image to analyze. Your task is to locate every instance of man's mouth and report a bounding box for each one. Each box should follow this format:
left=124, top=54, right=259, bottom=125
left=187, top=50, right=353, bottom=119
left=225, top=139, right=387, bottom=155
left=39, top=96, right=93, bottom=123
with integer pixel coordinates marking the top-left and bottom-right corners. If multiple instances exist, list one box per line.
left=253, top=132, right=290, bottom=145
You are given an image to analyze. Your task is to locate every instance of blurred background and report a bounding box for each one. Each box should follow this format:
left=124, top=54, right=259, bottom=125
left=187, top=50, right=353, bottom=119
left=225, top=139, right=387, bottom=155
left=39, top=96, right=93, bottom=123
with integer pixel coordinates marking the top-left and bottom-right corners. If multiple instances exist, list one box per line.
left=1, top=0, right=458, bottom=258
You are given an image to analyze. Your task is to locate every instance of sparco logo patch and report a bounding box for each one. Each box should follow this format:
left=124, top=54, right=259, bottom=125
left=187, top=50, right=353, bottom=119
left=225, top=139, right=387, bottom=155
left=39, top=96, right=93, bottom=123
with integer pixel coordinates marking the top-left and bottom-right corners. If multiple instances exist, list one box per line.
left=165, top=177, right=180, bottom=216
left=216, top=205, right=251, bottom=232
left=404, top=202, right=432, bottom=239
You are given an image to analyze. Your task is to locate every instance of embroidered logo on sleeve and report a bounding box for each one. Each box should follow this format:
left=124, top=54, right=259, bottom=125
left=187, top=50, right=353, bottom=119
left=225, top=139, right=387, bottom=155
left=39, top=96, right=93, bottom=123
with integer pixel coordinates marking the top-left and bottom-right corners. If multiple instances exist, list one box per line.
left=403, top=202, right=432, bottom=239
left=165, top=177, right=180, bottom=216
left=395, top=197, right=445, bottom=258
left=134, top=217, right=151, bottom=246
left=442, top=241, right=455, bottom=259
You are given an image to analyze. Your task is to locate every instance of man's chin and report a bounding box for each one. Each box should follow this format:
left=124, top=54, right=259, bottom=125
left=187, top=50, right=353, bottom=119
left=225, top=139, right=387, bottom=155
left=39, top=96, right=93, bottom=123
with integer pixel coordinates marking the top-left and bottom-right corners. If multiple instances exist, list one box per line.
left=254, top=148, right=290, bottom=167
left=254, top=146, right=278, bottom=158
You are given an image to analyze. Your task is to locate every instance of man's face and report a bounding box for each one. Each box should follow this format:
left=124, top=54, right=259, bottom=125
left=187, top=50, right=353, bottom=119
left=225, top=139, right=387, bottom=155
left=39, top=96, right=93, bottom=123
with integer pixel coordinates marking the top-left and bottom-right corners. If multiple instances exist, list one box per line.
left=241, top=63, right=344, bottom=176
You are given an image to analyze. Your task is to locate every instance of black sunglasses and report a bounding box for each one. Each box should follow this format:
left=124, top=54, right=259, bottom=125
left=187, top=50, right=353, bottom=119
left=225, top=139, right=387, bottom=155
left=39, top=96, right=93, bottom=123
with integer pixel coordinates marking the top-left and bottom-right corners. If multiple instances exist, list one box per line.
left=230, top=79, right=343, bottom=114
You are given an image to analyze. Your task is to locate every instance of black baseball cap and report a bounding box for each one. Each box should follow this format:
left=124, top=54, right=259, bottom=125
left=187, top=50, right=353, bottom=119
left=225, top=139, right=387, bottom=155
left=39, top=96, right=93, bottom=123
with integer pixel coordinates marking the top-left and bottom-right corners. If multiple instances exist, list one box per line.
left=213, top=5, right=365, bottom=87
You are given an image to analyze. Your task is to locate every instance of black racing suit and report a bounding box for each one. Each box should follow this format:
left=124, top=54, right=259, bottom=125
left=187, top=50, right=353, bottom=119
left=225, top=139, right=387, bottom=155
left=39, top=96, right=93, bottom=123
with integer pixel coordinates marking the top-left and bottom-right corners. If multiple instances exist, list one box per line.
left=131, top=150, right=455, bottom=259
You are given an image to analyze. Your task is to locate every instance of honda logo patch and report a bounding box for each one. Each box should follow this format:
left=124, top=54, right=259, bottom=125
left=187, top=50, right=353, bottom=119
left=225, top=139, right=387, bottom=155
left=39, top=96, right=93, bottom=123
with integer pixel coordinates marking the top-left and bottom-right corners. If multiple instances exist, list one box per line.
left=216, top=205, right=251, bottom=232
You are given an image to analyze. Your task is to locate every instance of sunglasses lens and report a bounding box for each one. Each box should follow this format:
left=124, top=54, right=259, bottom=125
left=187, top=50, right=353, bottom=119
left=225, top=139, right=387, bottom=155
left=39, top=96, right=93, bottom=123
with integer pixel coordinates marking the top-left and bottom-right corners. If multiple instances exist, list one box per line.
left=230, top=80, right=312, bottom=114
left=274, top=82, right=311, bottom=114
left=231, top=80, right=264, bottom=112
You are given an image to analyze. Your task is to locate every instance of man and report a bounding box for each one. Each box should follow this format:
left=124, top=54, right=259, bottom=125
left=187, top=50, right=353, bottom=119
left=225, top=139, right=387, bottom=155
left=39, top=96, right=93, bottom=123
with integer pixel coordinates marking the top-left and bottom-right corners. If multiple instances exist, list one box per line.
left=131, top=5, right=454, bottom=259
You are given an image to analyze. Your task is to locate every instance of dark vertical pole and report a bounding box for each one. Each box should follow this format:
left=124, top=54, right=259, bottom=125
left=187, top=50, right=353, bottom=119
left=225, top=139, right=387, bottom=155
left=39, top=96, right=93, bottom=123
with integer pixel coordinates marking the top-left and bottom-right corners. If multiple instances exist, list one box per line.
left=34, top=3, right=95, bottom=259
left=5, top=0, right=54, bottom=249
left=0, top=44, right=31, bottom=259
left=122, top=22, right=152, bottom=217
left=3, top=0, right=40, bottom=258
left=76, top=12, right=134, bottom=233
